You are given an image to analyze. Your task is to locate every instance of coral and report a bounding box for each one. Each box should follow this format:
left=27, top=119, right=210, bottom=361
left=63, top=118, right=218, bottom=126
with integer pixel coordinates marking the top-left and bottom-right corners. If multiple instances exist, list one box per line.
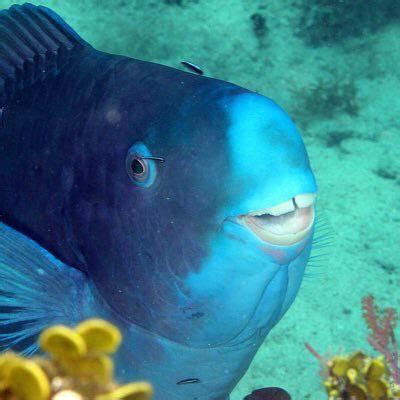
left=294, top=76, right=359, bottom=121
left=0, top=318, right=153, bottom=400
left=325, top=131, right=355, bottom=149
left=163, top=0, right=198, bottom=6
left=297, top=0, right=400, bottom=46
left=164, top=0, right=183, bottom=5
left=362, top=295, right=400, bottom=388
left=249, top=13, right=269, bottom=48
left=250, top=13, right=268, bottom=38
left=306, top=345, right=398, bottom=399
left=305, top=295, right=400, bottom=399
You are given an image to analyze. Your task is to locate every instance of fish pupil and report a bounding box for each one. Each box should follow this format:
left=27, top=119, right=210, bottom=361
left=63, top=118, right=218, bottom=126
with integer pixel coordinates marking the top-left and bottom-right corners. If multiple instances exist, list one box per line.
left=131, top=158, right=145, bottom=174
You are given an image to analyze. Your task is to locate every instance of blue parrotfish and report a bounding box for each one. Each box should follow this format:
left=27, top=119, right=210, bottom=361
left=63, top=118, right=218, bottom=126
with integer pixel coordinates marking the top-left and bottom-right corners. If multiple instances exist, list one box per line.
left=0, top=3, right=319, bottom=400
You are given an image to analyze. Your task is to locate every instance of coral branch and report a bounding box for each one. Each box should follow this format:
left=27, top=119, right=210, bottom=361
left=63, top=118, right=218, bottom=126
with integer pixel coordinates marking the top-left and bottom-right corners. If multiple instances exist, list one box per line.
left=304, top=342, right=330, bottom=379
left=391, top=330, right=400, bottom=384
left=304, top=342, right=325, bottom=363
left=362, top=295, right=400, bottom=386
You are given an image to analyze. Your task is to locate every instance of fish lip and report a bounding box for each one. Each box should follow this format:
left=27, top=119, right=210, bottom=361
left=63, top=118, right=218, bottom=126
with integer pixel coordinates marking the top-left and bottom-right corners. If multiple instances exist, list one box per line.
left=226, top=194, right=316, bottom=246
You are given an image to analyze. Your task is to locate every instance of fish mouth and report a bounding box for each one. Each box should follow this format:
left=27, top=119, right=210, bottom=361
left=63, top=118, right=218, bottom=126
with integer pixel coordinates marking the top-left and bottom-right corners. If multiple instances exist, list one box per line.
left=236, top=193, right=316, bottom=246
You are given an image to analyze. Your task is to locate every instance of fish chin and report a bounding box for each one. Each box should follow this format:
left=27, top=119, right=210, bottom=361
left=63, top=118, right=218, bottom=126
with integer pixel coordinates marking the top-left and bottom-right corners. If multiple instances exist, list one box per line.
left=215, top=231, right=312, bottom=349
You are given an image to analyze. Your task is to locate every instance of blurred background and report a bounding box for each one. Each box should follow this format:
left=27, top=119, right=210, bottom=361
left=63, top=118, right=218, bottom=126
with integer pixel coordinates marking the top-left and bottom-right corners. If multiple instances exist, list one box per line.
left=1, top=0, right=399, bottom=398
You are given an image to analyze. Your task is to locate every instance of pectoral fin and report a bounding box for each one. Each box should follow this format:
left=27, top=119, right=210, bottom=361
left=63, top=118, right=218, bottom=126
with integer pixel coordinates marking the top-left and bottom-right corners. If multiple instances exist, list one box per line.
left=0, top=222, right=90, bottom=355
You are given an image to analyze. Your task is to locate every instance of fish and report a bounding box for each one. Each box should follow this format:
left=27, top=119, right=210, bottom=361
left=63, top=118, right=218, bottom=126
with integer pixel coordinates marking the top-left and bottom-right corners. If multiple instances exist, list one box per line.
left=0, top=3, right=318, bottom=400
left=244, top=388, right=291, bottom=400
left=181, top=61, right=204, bottom=75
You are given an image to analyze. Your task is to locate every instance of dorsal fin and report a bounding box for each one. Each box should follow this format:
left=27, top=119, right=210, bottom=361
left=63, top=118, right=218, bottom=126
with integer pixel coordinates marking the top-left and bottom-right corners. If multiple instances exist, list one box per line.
left=0, top=3, right=91, bottom=106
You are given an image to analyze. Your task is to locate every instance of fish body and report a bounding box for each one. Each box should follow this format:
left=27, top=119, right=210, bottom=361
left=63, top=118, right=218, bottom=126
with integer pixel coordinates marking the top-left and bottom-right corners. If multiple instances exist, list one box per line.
left=0, top=4, right=317, bottom=400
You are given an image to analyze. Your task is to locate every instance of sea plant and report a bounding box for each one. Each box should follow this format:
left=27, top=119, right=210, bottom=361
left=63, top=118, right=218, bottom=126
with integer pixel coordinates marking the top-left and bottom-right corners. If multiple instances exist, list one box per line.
left=0, top=319, right=153, bottom=400
left=294, top=76, right=359, bottom=121
left=362, top=295, right=400, bottom=390
left=306, top=295, right=400, bottom=399
left=297, top=0, right=400, bottom=46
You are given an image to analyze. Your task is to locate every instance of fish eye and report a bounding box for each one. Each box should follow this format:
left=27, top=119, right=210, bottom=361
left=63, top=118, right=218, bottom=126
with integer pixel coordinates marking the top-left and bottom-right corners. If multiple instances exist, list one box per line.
left=126, top=142, right=157, bottom=188
left=129, top=157, right=147, bottom=180
left=131, top=157, right=145, bottom=175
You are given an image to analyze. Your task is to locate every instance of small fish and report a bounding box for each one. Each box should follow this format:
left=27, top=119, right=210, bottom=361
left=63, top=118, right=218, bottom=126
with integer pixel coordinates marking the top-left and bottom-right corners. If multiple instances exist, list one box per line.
left=0, top=4, right=317, bottom=400
left=181, top=60, right=204, bottom=75
left=177, top=378, right=201, bottom=385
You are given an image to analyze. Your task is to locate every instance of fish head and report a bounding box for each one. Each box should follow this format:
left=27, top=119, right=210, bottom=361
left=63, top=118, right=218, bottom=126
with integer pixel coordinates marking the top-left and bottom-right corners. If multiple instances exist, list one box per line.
left=69, top=66, right=317, bottom=349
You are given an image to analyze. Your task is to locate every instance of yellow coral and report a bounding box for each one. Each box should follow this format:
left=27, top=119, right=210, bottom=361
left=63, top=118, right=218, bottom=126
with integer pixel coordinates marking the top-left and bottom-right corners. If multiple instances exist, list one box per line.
left=0, top=351, right=23, bottom=380
left=348, top=351, right=367, bottom=372
left=0, top=318, right=153, bottom=400
left=62, top=353, right=114, bottom=384
left=76, top=318, right=122, bottom=354
left=366, top=379, right=389, bottom=399
left=39, top=325, right=88, bottom=358
left=53, top=391, right=84, bottom=400
left=346, top=367, right=358, bottom=384
left=320, top=351, right=396, bottom=400
left=9, top=359, right=51, bottom=400
left=365, top=357, right=386, bottom=381
left=346, top=382, right=368, bottom=399
left=330, top=356, right=349, bottom=377
left=96, top=382, right=154, bottom=400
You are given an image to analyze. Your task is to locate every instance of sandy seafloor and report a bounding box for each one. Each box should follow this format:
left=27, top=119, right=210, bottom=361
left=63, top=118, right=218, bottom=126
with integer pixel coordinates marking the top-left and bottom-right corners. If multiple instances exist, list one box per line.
left=1, top=0, right=399, bottom=398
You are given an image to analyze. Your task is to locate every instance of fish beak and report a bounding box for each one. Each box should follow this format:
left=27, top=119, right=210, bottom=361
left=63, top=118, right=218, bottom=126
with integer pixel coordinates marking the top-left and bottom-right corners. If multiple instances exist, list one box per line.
left=236, top=193, right=316, bottom=246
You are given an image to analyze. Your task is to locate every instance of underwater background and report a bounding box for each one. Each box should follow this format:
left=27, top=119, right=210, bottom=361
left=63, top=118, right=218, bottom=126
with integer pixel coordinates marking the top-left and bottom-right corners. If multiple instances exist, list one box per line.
left=1, top=0, right=399, bottom=398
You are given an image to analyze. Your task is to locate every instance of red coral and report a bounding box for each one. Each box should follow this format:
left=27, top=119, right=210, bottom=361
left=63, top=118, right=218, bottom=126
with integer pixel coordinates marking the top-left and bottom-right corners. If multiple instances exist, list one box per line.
left=362, top=295, right=400, bottom=385
left=304, top=342, right=330, bottom=379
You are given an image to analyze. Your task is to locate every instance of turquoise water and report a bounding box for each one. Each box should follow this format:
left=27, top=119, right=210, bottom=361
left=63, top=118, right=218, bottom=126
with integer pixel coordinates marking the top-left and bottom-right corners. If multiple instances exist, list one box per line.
left=1, top=0, right=399, bottom=398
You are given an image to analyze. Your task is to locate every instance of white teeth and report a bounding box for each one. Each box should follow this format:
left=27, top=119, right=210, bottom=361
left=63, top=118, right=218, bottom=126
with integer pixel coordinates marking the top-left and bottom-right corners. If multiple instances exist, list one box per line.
left=248, top=199, right=295, bottom=217
left=294, top=193, right=316, bottom=208
left=247, top=193, right=317, bottom=217
left=237, top=192, right=317, bottom=246
left=241, top=206, right=315, bottom=246
left=263, top=199, right=295, bottom=216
